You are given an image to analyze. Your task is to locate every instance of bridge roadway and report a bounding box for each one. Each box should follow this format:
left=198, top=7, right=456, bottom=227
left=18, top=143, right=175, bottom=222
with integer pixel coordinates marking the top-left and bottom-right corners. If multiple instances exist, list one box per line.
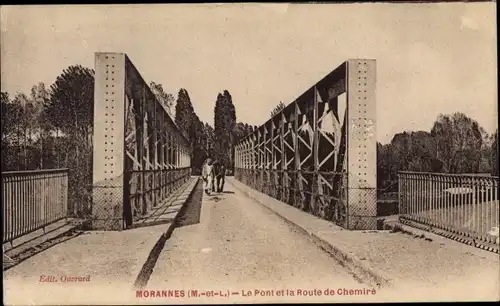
left=145, top=180, right=370, bottom=303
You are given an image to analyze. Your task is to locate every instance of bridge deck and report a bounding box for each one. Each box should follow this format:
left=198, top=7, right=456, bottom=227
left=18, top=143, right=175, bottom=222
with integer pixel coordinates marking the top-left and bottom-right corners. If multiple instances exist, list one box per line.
left=146, top=178, right=361, bottom=303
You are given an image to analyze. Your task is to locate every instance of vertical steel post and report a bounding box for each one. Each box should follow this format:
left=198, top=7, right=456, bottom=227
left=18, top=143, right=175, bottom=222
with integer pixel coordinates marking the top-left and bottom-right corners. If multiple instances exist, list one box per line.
left=293, top=102, right=300, bottom=208
left=92, top=53, right=127, bottom=230
left=312, top=86, right=320, bottom=215
left=270, top=121, right=275, bottom=197
left=346, top=59, right=377, bottom=230
left=280, top=112, right=286, bottom=202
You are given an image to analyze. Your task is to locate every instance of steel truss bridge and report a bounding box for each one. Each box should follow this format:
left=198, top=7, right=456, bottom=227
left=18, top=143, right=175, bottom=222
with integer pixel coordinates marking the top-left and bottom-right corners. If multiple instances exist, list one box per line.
left=4, top=52, right=497, bottom=255
left=234, top=60, right=378, bottom=229
left=89, top=53, right=377, bottom=231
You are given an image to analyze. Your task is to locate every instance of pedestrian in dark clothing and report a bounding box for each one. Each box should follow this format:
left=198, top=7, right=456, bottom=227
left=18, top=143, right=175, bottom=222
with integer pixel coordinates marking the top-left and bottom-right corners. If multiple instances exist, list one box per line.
left=213, top=162, right=226, bottom=193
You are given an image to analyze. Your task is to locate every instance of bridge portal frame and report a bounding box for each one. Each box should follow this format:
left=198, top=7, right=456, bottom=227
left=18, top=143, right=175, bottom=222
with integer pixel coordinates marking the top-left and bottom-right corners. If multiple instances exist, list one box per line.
left=92, top=53, right=191, bottom=230
left=235, top=59, right=377, bottom=230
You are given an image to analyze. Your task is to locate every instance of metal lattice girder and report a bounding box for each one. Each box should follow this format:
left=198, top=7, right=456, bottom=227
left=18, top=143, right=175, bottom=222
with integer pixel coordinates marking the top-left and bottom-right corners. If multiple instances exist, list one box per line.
left=235, top=59, right=377, bottom=230
left=92, top=53, right=191, bottom=230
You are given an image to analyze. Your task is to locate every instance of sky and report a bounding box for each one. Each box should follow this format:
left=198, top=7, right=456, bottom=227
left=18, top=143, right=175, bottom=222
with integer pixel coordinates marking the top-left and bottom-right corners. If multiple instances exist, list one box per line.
left=1, top=3, right=497, bottom=144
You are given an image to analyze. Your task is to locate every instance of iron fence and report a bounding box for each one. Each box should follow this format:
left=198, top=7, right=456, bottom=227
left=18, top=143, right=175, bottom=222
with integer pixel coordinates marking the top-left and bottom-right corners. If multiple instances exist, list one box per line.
left=127, top=167, right=191, bottom=220
left=399, top=171, right=499, bottom=249
left=235, top=168, right=348, bottom=226
left=2, top=168, right=69, bottom=244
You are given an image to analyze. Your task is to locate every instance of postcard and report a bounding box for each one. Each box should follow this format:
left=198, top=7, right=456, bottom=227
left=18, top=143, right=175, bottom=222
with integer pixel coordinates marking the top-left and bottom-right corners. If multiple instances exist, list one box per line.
left=1, top=2, right=498, bottom=305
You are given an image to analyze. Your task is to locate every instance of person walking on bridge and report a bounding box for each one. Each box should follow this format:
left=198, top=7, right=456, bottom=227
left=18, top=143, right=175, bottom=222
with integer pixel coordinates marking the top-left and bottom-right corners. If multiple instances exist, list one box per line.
left=213, top=161, right=226, bottom=193
left=201, top=158, right=214, bottom=195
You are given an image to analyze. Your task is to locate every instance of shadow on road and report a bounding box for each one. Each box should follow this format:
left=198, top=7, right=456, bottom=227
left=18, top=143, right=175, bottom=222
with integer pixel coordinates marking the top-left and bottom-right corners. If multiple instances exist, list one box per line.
left=175, top=179, right=203, bottom=228
left=175, top=184, right=237, bottom=228
left=175, top=184, right=239, bottom=229
left=3, top=230, right=83, bottom=272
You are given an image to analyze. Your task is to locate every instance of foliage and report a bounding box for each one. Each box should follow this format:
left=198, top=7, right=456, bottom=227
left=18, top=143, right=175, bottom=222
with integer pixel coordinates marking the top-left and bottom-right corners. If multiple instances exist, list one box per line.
left=232, top=122, right=254, bottom=144
left=173, top=88, right=211, bottom=174
left=2, top=66, right=95, bottom=217
left=270, top=101, right=286, bottom=118
left=214, top=90, right=236, bottom=169
left=44, top=66, right=95, bottom=217
left=491, top=130, right=499, bottom=176
left=204, top=123, right=216, bottom=158
left=150, top=81, right=175, bottom=117
left=175, top=88, right=195, bottom=140
left=190, top=113, right=210, bottom=175
left=377, top=113, right=498, bottom=193
left=1, top=83, right=52, bottom=170
left=46, top=66, right=94, bottom=146
left=431, top=113, right=483, bottom=173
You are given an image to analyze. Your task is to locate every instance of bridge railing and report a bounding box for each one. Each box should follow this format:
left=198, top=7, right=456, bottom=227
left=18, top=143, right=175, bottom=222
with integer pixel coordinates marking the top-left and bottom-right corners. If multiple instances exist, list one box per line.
left=127, top=167, right=191, bottom=218
left=398, top=171, right=499, bottom=249
left=236, top=168, right=348, bottom=225
left=2, top=169, right=69, bottom=244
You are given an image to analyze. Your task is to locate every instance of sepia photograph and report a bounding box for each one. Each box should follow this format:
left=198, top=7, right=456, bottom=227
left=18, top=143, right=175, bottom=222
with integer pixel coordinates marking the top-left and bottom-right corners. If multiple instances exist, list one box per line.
left=1, top=2, right=498, bottom=304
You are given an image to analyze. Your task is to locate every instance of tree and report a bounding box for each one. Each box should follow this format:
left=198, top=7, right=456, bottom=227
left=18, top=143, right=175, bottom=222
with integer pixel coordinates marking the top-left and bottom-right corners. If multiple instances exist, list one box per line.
left=150, top=81, right=175, bottom=117
left=204, top=123, right=215, bottom=159
left=173, top=88, right=210, bottom=173
left=29, top=82, right=51, bottom=169
left=2, top=86, right=54, bottom=171
left=46, top=65, right=95, bottom=152
left=190, top=114, right=209, bottom=174
left=1, top=92, right=21, bottom=170
left=214, top=90, right=236, bottom=169
left=45, top=65, right=95, bottom=217
left=491, top=130, right=498, bottom=176
left=270, top=101, right=286, bottom=118
left=1, top=92, right=17, bottom=145
left=175, top=88, right=194, bottom=140
left=232, top=122, right=249, bottom=144
left=431, top=112, right=483, bottom=173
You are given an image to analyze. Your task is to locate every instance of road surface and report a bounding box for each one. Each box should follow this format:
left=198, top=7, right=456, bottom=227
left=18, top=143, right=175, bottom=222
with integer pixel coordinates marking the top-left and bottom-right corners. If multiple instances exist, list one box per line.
left=146, top=180, right=367, bottom=303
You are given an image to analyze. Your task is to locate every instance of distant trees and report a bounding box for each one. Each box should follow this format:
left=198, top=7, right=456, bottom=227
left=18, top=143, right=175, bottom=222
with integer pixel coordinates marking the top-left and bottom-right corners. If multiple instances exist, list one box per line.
left=490, top=130, right=498, bottom=176
left=377, top=112, right=498, bottom=192
left=175, top=88, right=195, bottom=140
left=214, top=90, right=236, bottom=169
left=2, top=82, right=58, bottom=171
left=204, top=123, right=216, bottom=160
left=150, top=81, right=175, bottom=117
left=270, top=101, right=286, bottom=118
left=232, top=122, right=254, bottom=144
left=1, top=92, right=25, bottom=170
left=46, top=65, right=95, bottom=160
left=190, top=114, right=210, bottom=174
left=46, top=65, right=95, bottom=216
left=1, top=65, right=95, bottom=216
left=173, top=88, right=213, bottom=174
left=431, top=113, right=483, bottom=173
